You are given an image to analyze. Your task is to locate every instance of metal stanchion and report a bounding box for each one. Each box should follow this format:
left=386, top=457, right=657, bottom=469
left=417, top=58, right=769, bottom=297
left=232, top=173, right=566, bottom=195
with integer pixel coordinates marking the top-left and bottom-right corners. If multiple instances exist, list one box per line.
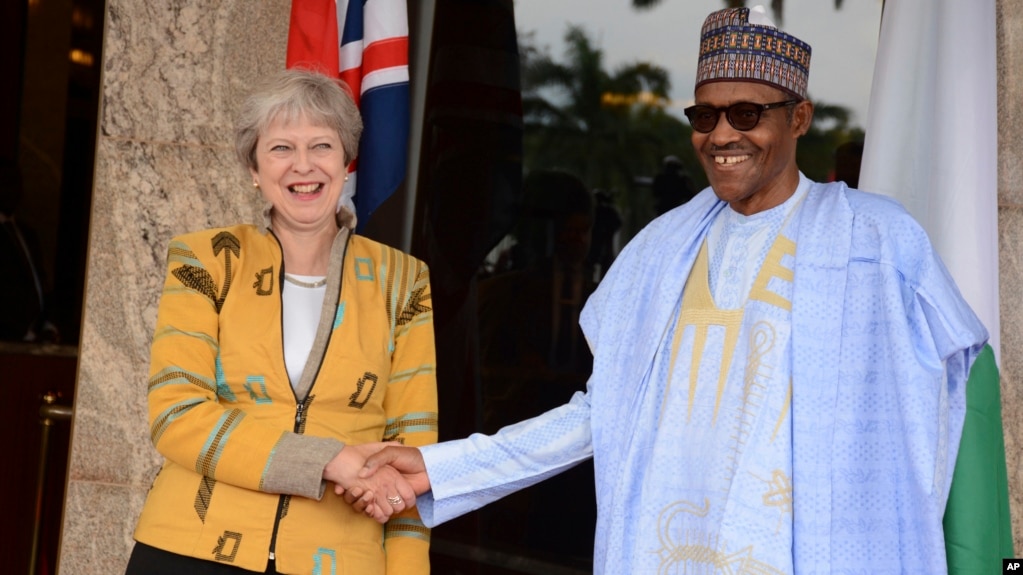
left=30, top=392, right=73, bottom=575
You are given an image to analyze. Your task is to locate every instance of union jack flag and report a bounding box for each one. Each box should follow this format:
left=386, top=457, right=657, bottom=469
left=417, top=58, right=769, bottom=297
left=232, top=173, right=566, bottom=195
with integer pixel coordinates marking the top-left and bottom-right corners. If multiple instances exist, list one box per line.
left=286, top=0, right=410, bottom=231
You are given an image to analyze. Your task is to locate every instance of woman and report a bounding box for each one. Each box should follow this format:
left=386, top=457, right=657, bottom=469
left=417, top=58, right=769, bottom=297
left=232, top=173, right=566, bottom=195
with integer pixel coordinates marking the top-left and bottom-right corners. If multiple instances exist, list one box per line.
left=125, top=68, right=438, bottom=575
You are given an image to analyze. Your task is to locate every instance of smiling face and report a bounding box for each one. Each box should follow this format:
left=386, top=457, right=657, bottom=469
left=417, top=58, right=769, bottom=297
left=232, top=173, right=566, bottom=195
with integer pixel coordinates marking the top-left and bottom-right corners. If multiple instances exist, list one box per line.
left=691, top=81, right=813, bottom=215
left=251, top=112, right=347, bottom=235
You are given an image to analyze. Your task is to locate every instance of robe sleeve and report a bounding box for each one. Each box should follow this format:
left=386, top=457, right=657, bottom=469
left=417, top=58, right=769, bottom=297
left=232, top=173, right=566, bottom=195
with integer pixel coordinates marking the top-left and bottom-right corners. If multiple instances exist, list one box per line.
left=415, top=391, right=593, bottom=527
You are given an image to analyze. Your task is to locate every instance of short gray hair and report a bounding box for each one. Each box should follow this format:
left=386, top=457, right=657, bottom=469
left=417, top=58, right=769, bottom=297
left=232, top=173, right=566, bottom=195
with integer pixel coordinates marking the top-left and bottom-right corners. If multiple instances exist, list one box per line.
left=234, top=68, right=363, bottom=172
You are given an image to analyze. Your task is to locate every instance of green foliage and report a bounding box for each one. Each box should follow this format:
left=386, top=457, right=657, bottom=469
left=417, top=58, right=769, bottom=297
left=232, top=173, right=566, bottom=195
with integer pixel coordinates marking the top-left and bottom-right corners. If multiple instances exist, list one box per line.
left=798, top=100, right=865, bottom=183
left=521, top=26, right=700, bottom=241
left=520, top=25, right=673, bottom=187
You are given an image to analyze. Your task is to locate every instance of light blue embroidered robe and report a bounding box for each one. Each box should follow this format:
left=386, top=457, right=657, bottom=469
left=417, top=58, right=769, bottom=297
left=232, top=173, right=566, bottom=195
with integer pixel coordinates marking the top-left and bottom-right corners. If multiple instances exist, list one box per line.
left=417, top=179, right=988, bottom=574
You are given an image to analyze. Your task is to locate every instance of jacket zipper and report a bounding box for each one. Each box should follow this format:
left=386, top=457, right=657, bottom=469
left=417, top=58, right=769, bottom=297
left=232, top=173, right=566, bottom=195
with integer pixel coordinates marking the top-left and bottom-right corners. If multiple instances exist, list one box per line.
left=268, top=400, right=306, bottom=561
left=265, top=229, right=348, bottom=564
left=268, top=231, right=295, bottom=564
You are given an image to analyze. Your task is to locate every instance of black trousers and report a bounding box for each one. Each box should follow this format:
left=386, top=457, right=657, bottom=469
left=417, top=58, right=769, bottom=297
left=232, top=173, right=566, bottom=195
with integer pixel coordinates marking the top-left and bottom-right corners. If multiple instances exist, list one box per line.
left=125, top=542, right=279, bottom=575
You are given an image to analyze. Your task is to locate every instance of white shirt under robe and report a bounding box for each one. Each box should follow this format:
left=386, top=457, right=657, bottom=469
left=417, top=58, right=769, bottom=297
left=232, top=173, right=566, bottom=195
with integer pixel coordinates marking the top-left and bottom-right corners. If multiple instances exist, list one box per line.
left=638, top=183, right=805, bottom=573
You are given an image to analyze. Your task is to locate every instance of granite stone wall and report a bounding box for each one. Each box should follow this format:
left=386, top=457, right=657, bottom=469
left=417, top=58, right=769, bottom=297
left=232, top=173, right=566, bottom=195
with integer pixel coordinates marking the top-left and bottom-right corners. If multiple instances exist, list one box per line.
left=57, top=2, right=289, bottom=573
left=996, top=0, right=1023, bottom=554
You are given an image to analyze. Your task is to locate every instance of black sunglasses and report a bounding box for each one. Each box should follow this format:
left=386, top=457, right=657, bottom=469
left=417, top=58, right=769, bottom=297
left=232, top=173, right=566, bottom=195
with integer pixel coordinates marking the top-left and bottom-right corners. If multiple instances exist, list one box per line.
left=683, top=100, right=799, bottom=133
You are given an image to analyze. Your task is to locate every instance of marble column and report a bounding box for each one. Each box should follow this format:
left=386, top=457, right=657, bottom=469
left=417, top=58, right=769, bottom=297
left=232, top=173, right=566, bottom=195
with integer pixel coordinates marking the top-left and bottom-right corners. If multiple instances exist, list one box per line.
left=57, top=1, right=289, bottom=573
left=997, top=0, right=1023, bottom=554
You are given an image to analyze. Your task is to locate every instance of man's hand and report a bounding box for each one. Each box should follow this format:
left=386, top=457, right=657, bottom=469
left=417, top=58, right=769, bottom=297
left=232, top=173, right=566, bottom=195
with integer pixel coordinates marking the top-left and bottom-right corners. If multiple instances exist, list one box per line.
left=359, top=445, right=431, bottom=495
left=323, top=442, right=416, bottom=523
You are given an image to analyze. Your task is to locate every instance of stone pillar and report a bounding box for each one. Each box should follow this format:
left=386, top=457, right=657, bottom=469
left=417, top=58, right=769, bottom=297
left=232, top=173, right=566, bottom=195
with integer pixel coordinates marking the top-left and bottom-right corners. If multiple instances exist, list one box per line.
left=57, top=2, right=288, bottom=573
left=997, top=0, right=1023, bottom=553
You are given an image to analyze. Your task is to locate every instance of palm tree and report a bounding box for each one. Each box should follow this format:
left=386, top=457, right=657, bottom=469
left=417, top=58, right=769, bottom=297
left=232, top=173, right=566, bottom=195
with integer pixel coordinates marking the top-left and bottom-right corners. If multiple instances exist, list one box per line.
left=520, top=26, right=674, bottom=192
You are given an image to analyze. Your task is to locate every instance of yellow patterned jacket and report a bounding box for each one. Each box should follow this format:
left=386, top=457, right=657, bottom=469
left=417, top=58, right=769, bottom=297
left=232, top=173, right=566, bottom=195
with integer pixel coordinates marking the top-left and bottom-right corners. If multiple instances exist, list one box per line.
left=133, top=223, right=438, bottom=574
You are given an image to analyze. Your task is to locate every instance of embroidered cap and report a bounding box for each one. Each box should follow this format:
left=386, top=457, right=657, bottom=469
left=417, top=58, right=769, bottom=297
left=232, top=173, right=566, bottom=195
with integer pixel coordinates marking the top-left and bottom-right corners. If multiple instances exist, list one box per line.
left=695, top=5, right=812, bottom=99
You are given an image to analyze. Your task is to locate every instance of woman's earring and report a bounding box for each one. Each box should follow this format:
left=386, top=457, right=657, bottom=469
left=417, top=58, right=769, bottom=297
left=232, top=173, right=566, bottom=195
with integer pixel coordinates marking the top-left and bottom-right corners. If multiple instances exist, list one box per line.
left=253, top=181, right=259, bottom=188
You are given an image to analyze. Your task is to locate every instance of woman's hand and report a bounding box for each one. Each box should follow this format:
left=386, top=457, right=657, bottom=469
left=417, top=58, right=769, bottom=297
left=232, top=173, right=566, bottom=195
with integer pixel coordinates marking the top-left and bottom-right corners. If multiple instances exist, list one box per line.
left=323, top=442, right=416, bottom=523
left=338, top=445, right=432, bottom=520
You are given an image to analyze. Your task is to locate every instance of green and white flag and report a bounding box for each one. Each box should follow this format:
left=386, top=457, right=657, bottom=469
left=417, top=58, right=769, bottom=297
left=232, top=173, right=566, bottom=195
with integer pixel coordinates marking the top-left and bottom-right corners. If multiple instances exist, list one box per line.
left=859, top=0, right=1012, bottom=571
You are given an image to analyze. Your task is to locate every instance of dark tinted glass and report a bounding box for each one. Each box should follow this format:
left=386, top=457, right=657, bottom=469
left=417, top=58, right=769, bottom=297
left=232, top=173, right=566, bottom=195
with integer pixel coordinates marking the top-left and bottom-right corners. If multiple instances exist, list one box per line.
left=683, top=100, right=798, bottom=133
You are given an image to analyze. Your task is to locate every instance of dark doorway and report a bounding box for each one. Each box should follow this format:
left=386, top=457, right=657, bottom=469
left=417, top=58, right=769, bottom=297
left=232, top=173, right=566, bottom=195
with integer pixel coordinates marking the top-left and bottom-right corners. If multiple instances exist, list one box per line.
left=0, top=0, right=105, bottom=573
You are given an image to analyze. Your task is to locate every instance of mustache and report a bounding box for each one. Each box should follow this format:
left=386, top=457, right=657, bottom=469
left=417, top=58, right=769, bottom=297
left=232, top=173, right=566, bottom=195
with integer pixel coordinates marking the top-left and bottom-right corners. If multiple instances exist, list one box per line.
left=709, top=143, right=749, bottom=153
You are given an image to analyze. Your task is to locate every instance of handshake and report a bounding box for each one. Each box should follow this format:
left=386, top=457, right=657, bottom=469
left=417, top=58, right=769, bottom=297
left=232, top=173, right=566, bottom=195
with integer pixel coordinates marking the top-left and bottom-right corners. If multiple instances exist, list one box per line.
left=322, top=443, right=430, bottom=524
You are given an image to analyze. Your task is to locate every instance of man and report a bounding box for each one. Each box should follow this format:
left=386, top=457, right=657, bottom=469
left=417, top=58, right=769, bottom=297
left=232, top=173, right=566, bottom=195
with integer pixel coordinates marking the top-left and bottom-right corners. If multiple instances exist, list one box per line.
left=352, top=6, right=987, bottom=573
left=651, top=155, right=698, bottom=215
